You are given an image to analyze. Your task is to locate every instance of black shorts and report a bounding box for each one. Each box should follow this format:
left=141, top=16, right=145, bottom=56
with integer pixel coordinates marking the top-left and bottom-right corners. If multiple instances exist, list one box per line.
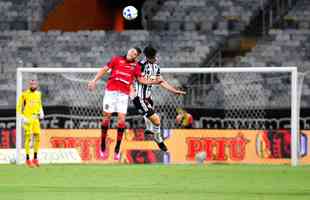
left=133, top=96, right=155, bottom=117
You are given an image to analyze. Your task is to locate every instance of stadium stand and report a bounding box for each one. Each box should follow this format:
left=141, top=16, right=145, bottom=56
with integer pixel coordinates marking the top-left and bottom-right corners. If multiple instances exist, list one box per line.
left=235, top=29, right=310, bottom=71
left=0, top=30, right=224, bottom=106
left=284, top=0, right=310, bottom=30
left=0, top=0, right=307, bottom=109
left=0, top=0, right=63, bottom=31
left=0, top=30, right=222, bottom=69
left=230, top=0, right=310, bottom=72
left=228, top=0, right=310, bottom=108
left=2, top=0, right=284, bottom=72
left=147, top=0, right=271, bottom=34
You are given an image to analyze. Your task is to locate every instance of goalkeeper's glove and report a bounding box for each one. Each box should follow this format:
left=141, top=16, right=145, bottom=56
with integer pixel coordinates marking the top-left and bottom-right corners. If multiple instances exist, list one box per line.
left=39, top=108, right=45, bottom=120
left=21, top=115, right=29, bottom=125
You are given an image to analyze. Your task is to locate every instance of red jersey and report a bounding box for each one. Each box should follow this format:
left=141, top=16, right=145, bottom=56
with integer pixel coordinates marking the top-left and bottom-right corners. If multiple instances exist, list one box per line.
left=105, top=56, right=141, bottom=95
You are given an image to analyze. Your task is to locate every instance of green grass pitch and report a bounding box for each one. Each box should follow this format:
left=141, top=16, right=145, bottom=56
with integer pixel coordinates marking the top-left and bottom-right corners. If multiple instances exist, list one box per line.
left=0, top=164, right=309, bottom=200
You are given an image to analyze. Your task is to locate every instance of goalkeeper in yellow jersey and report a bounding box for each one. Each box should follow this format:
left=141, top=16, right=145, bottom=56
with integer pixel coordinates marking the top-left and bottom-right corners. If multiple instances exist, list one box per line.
left=16, top=80, right=44, bottom=167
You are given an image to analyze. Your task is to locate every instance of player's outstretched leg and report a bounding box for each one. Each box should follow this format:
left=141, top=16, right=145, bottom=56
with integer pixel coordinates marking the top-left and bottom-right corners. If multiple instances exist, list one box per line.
left=143, top=116, right=153, bottom=134
left=100, top=113, right=111, bottom=159
left=153, top=125, right=168, bottom=152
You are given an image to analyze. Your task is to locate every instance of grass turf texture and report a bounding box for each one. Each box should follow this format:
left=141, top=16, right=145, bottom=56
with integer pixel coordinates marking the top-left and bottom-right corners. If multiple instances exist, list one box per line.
left=0, top=164, right=309, bottom=200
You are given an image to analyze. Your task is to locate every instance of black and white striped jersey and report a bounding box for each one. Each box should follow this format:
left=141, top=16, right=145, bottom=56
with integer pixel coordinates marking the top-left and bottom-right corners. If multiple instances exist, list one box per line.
left=134, top=59, right=160, bottom=99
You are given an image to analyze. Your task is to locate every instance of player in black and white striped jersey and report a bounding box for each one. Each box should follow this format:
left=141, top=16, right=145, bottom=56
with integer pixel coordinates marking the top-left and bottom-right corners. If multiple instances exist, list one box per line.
left=132, top=46, right=186, bottom=151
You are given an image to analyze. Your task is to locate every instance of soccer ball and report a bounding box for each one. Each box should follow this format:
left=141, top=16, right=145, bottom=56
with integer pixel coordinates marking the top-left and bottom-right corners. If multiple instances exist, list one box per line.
left=123, top=6, right=138, bottom=20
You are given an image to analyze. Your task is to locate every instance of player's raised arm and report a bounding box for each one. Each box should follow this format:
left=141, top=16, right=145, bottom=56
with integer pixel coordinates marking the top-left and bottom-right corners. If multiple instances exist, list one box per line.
left=88, top=66, right=110, bottom=91
left=160, top=78, right=186, bottom=95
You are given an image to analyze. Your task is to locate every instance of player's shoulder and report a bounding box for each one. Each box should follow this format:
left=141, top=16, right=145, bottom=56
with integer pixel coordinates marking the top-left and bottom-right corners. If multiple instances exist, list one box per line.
left=138, top=59, right=147, bottom=65
left=112, top=55, right=126, bottom=61
left=137, top=60, right=146, bottom=71
left=22, top=89, right=30, bottom=95
left=139, top=58, right=160, bottom=66
left=134, top=61, right=142, bottom=71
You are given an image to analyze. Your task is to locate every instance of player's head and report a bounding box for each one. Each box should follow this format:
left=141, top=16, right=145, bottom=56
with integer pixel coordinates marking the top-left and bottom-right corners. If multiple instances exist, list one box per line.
left=143, top=45, right=157, bottom=64
left=29, top=80, right=38, bottom=92
left=126, top=47, right=142, bottom=62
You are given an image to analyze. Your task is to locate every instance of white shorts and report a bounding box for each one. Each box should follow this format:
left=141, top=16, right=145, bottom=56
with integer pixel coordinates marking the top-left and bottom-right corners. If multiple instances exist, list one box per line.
left=103, top=90, right=129, bottom=114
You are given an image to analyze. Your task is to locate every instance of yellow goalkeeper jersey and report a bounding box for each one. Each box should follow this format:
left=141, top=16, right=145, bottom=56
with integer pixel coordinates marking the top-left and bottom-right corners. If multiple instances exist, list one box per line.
left=16, top=89, right=43, bottom=117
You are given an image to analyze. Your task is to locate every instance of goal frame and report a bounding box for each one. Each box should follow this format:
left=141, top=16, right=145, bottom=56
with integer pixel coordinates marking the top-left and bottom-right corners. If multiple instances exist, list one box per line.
left=16, top=67, right=299, bottom=166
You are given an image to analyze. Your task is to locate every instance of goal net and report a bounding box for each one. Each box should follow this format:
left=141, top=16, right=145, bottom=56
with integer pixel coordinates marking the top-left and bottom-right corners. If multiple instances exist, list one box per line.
left=15, top=67, right=300, bottom=166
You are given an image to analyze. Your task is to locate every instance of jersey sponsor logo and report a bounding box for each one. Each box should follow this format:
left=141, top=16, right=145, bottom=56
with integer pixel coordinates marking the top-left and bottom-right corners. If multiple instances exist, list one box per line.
left=123, top=65, right=136, bottom=71
left=115, top=70, right=131, bottom=85
left=116, top=70, right=131, bottom=77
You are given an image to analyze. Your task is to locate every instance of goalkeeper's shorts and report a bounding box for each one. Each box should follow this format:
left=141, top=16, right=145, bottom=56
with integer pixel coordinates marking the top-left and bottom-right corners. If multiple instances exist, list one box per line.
left=133, top=96, right=155, bottom=117
left=23, top=118, right=41, bottom=135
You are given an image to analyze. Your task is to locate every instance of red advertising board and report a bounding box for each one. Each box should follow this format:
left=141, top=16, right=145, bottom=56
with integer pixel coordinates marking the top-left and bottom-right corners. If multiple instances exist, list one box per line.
left=37, top=129, right=310, bottom=165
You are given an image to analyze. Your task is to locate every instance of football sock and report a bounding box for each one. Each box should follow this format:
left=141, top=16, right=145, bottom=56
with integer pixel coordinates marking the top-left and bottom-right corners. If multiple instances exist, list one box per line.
left=101, top=119, right=110, bottom=152
left=157, top=142, right=168, bottom=152
left=144, top=129, right=154, bottom=135
left=152, top=124, right=168, bottom=151
left=115, top=122, right=126, bottom=154
left=153, top=124, right=164, bottom=143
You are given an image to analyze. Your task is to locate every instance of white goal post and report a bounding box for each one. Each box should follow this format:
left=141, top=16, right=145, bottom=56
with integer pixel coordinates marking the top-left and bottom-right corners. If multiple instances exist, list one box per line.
left=16, top=67, right=299, bottom=166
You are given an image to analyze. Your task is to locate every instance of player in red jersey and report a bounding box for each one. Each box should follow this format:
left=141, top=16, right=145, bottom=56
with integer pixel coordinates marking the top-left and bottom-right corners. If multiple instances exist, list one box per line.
left=88, top=47, right=162, bottom=160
